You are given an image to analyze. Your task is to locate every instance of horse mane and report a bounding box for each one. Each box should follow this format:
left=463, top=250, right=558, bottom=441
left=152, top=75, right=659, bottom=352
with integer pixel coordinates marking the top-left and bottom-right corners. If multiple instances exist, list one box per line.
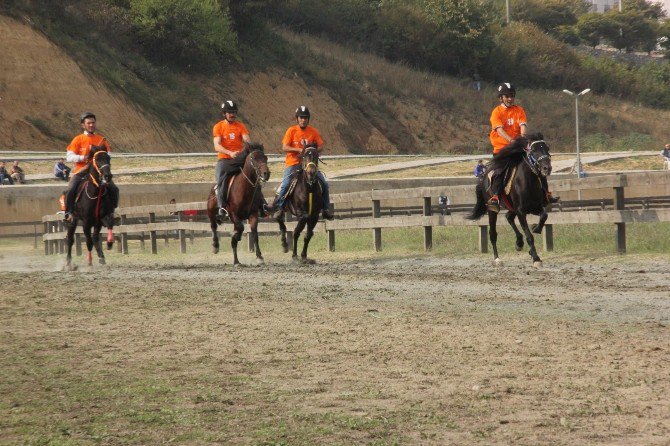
left=245, top=142, right=265, bottom=153
left=488, top=133, right=544, bottom=171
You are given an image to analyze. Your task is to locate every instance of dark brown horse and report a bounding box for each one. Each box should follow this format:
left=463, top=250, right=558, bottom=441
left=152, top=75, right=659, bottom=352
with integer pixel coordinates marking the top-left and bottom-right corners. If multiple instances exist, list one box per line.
left=466, top=134, right=553, bottom=267
left=65, top=147, right=116, bottom=269
left=206, top=143, right=270, bottom=265
left=276, top=146, right=324, bottom=263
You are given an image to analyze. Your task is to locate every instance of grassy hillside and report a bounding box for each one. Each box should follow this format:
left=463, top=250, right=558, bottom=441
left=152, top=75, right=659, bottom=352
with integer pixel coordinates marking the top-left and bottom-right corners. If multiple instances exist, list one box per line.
left=0, top=1, right=669, bottom=154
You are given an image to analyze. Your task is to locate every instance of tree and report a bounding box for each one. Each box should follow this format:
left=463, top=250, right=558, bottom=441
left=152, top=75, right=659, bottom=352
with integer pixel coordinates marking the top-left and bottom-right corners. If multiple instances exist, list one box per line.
left=129, top=0, right=238, bottom=69
left=576, top=13, right=615, bottom=47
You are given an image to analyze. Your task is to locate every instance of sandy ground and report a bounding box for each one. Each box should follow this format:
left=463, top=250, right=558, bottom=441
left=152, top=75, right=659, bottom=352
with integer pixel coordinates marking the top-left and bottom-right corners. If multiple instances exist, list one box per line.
left=0, top=248, right=668, bottom=445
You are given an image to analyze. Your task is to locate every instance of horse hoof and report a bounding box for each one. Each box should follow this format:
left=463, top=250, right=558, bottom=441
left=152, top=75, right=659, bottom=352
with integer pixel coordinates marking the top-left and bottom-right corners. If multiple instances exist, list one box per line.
left=256, top=258, right=265, bottom=266
left=99, top=258, right=106, bottom=265
left=494, top=258, right=503, bottom=266
left=533, top=261, right=543, bottom=268
left=106, top=242, right=114, bottom=250
left=212, top=247, right=219, bottom=254
left=282, top=244, right=289, bottom=253
left=531, top=225, right=542, bottom=234
left=515, top=244, right=523, bottom=252
left=302, top=258, right=316, bottom=265
left=234, top=263, right=244, bottom=268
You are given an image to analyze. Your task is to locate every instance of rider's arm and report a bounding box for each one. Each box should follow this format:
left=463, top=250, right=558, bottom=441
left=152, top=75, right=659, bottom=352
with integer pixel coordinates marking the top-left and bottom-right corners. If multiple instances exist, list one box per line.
left=520, top=123, right=528, bottom=137
left=282, top=143, right=302, bottom=154
left=495, top=127, right=514, bottom=144
left=213, top=137, right=236, bottom=158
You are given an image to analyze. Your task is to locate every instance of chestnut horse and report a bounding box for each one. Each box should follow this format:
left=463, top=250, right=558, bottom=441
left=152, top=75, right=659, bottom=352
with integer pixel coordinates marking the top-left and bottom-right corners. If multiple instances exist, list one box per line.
left=206, top=143, right=270, bottom=265
left=65, top=146, right=116, bottom=269
left=466, top=134, right=553, bottom=267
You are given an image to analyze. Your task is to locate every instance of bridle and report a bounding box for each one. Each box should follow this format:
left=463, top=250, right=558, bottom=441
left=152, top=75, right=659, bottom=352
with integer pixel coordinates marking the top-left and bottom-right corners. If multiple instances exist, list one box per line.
left=240, top=150, right=267, bottom=188
left=302, top=148, right=319, bottom=186
left=523, top=140, right=551, bottom=176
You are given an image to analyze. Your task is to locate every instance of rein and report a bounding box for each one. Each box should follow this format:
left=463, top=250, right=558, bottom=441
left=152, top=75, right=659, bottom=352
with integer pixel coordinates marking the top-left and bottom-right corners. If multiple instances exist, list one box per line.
left=86, top=150, right=110, bottom=222
left=238, top=151, right=266, bottom=216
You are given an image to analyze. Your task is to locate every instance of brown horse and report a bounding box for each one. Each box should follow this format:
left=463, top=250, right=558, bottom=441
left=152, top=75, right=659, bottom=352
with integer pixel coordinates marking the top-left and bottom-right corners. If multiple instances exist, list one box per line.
left=65, top=147, right=116, bottom=269
left=206, top=143, right=270, bottom=265
left=276, top=146, right=324, bottom=263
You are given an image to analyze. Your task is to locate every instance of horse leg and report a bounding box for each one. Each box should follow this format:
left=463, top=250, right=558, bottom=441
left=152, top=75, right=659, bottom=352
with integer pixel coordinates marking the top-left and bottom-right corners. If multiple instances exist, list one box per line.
left=532, top=211, right=548, bottom=234
left=292, top=219, right=307, bottom=262
left=231, top=220, right=244, bottom=266
left=505, top=211, right=524, bottom=251
left=210, top=218, right=219, bottom=254
left=65, top=220, right=77, bottom=270
left=93, top=224, right=106, bottom=265
left=83, top=224, right=94, bottom=266
left=249, top=216, right=264, bottom=265
left=277, top=216, right=289, bottom=253
left=300, top=218, right=317, bottom=263
left=488, top=211, right=501, bottom=264
left=517, top=213, right=542, bottom=266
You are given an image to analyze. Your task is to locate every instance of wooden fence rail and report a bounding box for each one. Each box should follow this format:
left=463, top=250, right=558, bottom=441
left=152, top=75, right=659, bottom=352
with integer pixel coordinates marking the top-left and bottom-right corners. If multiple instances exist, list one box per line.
left=38, top=172, right=670, bottom=257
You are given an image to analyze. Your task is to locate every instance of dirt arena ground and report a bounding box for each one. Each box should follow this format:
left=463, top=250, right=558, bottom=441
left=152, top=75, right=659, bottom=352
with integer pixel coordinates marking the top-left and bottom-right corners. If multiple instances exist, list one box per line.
left=0, top=247, right=668, bottom=445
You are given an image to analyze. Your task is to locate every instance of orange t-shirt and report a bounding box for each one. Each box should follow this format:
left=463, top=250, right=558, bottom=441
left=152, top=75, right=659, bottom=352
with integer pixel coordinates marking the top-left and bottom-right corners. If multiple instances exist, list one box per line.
left=66, top=133, right=111, bottom=173
left=282, top=125, right=324, bottom=167
left=212, top=120, right=249, bottom=159
left=489, top=104, right=527, bottom=153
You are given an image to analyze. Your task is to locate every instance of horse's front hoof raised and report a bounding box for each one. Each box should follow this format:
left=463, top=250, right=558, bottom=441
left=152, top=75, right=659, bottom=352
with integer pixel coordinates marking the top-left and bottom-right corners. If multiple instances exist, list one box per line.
left=533, top=261, right=543, bottom=268
left=531, top=224, right=542, bottom=234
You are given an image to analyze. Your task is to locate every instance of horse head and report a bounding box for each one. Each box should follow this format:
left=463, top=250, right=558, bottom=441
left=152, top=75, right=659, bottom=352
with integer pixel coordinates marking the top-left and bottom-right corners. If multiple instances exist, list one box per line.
left=89, top=145, right=113, bottom=186
left=301, top=144, right=319, bottom=185
left=245, top=142, right=270, bottom=183
left=524, top=133, right=552, bottom=177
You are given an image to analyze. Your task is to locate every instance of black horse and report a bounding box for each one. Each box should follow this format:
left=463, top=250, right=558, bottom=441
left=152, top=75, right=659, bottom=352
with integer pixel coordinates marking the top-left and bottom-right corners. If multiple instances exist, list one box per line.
left=276, top=146, right=324, bottom=263
left=466, top=134, right=553, bottom=266
left=206, top=143, right=270, bottom=266
left=65, top=146, right=116, bottom=269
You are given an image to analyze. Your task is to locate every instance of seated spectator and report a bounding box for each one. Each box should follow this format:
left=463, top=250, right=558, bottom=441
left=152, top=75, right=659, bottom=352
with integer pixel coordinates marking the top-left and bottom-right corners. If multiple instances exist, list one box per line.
left=0, top=161, right=14, bottom=185
left=473, top=159, right=486, bottom=177
left=54, top=158, right=71, bottom=181
left=10, top=160, right=25, bottom=184
left=661, top=143, right=670, bottom=171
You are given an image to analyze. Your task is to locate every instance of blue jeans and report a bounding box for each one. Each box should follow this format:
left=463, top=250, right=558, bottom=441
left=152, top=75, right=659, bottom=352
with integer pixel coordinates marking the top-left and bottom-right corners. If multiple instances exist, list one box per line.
left=275, top=166, right=330, bottom=209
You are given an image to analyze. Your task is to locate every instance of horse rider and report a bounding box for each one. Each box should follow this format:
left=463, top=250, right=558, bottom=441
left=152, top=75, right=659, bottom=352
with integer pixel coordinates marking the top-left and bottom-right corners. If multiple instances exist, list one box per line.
left=213, top=100, right=252, bottom=222
left=488, top=83, right=558, bottom=210
left=269, top=106, right=334, bottom=220
left=63, top=111, right=119, bottom=223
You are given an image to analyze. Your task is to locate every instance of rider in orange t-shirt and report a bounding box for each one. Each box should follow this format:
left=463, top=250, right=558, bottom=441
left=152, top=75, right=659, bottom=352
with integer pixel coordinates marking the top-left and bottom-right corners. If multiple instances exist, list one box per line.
left=213, top=100, right=251, bottom=221
left=63, top=111, right=118, bottom=222
left=270, top=106, right=333, bottom=220
left=488, top=83, right=557, bottom=209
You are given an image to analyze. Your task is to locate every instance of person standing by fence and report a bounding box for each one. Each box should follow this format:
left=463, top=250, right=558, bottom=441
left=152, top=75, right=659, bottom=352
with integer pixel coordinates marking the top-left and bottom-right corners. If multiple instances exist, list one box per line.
left=661, top=143, right=670, bottom=170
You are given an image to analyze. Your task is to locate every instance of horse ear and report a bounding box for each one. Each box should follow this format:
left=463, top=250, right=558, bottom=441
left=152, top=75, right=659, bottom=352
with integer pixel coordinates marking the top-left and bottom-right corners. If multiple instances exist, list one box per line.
left=537, top=132, right=543, bottom=140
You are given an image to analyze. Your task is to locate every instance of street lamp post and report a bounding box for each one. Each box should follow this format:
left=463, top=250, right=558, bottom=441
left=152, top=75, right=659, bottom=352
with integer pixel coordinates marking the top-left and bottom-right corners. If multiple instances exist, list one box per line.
left=562, top=88, right=591, bottom=180
left=506, top=0, right=510, bottom=24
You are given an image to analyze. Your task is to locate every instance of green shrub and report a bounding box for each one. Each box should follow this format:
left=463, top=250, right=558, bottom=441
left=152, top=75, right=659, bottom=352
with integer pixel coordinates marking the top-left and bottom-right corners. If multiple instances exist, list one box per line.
left=129, top=0, right=238, bottom=69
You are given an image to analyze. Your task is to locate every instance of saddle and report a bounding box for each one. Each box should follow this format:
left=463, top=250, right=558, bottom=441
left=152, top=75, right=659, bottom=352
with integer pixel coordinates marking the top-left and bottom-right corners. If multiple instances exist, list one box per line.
left=276, top=168, right=322, bottom=202
left=486, top=166, right=517, bottom=211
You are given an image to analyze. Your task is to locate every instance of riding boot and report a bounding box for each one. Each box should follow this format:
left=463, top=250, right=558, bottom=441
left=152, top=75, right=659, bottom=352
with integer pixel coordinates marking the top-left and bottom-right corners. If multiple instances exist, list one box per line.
left=64, top=174, right=83, bottom=222
left=540, top=176, right=559, bottom=204
left=487, top=171, right=504, bottom=212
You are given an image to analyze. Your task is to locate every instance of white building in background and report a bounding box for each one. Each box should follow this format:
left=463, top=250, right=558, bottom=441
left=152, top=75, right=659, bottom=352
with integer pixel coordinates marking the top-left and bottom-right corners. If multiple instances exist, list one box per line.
left=588, top=0, right=619, bottom=13
left=587, top=0, right=670, bottom=13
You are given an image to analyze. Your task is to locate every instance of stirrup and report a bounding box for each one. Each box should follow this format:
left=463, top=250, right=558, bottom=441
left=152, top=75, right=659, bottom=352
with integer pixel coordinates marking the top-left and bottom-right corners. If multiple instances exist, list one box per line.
left=63, top=212, right=74, bottom=223
left=487, top=196, right=500, bottom=213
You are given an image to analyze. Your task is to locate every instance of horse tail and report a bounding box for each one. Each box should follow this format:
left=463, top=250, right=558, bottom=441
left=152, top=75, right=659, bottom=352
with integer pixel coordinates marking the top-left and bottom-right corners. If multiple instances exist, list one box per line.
left=465, top=181, right=487, bottom=220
